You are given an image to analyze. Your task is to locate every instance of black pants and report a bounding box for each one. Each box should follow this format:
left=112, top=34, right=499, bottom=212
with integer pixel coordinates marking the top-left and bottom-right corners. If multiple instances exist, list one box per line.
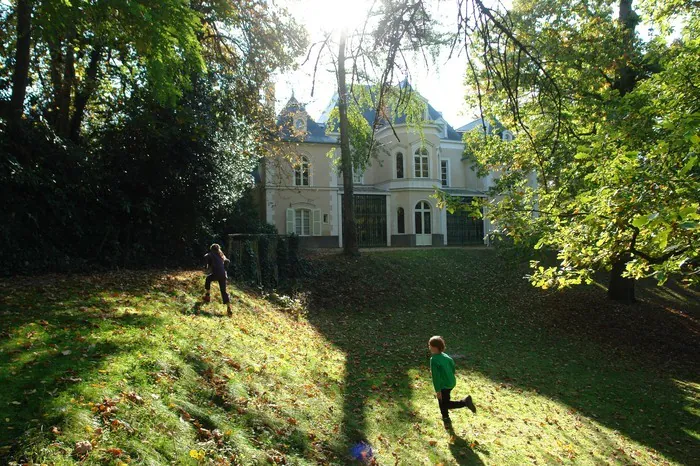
left=438, top=388, right=465, bottom=419
left=205, top=274, right=230, bottom=304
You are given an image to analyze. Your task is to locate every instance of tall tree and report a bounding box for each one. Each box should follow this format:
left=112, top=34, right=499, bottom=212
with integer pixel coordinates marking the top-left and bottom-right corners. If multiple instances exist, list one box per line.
left=6, top=0, right=32, bottom=133
left=337, top=28, right=359, bottom=255
left=306, top=0, right=440, bottom=256
left=453, top=0, right=699, bottom=301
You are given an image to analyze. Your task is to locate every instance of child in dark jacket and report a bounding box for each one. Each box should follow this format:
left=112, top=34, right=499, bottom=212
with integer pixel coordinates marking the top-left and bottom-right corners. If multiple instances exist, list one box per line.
left=429, top=335, right=476, bottom=424
left=203, top=244, right=232, bottom=316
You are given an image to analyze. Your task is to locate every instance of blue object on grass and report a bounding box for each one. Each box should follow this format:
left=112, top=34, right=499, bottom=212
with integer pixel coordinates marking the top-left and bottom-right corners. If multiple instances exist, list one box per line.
left=350, top=441, right=374, bottom=462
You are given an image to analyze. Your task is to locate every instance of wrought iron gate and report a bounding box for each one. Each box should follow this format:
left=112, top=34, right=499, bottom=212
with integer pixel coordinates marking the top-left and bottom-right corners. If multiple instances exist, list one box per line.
left=342, top=194, right=387, bottom=247
left=446, top=197, right=484, bottom=245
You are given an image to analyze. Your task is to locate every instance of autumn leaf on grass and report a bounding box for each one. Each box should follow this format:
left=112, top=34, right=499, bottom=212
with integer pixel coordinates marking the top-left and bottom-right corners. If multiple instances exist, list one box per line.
left=106, top=447, right=124, bottom=457
left=73, top=440, right=92, bottom=458
left=428, top=439, right=438, bottom=446
left=123, top=391, right=144, bottom=404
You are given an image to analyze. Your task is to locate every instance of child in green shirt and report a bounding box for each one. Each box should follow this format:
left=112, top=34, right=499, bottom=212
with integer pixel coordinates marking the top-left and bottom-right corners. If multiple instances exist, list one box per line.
left=429, top=335, right=476, bottom=423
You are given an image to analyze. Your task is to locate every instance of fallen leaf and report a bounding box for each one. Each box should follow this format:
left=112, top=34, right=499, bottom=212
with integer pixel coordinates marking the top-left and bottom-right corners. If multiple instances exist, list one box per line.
left=73, top=440, right=92, bottom=458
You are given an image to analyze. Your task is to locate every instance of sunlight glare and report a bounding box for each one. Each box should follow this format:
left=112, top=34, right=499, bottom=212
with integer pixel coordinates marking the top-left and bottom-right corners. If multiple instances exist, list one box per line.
left=299, top=0, right=375, bottom=34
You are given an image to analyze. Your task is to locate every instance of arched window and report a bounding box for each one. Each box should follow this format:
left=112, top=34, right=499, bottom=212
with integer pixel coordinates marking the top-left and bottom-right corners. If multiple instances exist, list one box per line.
left=397, top=207, right=405, bottom=234
left=414, top=148, right=429, bottom=178
left=294, top=156, right=310, bottom=186
left=502, top=131, right=513, bottom=142
left=396, top=152, right=404, bottom=179
left=415, top=201, right=431, bottom=234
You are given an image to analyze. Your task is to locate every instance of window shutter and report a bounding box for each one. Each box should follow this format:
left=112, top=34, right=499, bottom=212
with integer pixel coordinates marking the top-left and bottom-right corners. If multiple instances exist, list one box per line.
left=286, top=209, right=295, bottom=234
left=312, top=209, right=322, bottom=236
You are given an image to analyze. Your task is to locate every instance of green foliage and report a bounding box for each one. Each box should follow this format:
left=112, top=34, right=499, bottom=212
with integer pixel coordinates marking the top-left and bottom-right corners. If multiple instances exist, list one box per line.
left=463, top=0, right=700, bottom=289
left=0, top=0, right=306, bottom=273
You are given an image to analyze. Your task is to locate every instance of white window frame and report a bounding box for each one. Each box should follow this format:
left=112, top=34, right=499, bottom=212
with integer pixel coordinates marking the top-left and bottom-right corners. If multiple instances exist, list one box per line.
left=353, top=167, right=364, bottom=185
left=287, top=207, right=322, bottom=236
left=414, top=200, right=432, bottom=235
left=502, top=130, right=513, bottom=142
left=414, top=147, right=429, bottom=178
left=440, top=159, right=450, bottom=187
left=293, top=156, right=311, bottom=187
left=294, top=209, right=311, bottom=236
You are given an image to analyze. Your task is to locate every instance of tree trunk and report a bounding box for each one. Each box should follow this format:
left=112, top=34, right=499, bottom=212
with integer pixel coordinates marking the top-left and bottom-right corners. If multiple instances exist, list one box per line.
left=8, top=0, right=32, bottom=129
left=69, top=45, right=103, bottom=142
left=608, top=254, right=636, bottom=303
left=614, top=0, right=638, bottom=96
left=337, top=28, right=359, bottom=256
left=47, top=38, right=64, bottom=127
left=55, top=33, right=76, bottom=138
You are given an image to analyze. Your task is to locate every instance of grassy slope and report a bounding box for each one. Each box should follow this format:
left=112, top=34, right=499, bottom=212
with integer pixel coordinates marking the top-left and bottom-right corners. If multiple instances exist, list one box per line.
left=0, top=249, right=698, bottom=465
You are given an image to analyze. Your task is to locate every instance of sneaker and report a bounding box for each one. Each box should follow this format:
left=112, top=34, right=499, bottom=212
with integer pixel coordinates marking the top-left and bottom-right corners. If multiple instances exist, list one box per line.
left=464, top=395, right=477, bottom=414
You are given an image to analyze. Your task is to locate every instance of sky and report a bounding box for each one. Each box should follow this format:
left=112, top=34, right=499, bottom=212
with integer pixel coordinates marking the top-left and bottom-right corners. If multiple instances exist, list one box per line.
left=273, top=0, right=684, bottom=128
left=274, top=0, right=480, bottom=129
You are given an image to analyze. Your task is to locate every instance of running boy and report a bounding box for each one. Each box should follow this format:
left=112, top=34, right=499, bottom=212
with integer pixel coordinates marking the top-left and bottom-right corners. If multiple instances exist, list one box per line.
left=428, top=335, right=476, bottom=423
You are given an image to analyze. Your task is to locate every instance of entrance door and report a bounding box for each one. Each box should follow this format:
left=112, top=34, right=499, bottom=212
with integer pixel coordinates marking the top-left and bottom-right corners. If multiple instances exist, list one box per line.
left=414, top=201, right=432, bottom=246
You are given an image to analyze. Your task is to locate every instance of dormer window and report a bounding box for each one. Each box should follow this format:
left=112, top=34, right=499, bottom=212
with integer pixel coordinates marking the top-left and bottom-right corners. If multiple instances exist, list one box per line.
left=353, top=168, right=364, bottom=184
left=438, top=121, right=448, bottom=138
left=502, top=131, right=513, bottom=142
left=295, top=119, right=304, bottom=130
left=294, top=156, right=310, bottom=186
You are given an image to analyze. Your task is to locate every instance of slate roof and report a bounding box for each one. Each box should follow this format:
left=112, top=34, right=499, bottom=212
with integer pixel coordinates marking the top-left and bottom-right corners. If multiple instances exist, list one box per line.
left=309, top=82, right=464, bottom=142
left=455, top=117, right=505, bottom=134
left=276, top=96, right=339, bottom=144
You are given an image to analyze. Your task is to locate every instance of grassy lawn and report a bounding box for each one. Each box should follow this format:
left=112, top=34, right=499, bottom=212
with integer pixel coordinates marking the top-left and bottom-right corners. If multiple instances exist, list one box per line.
left=0, top=249, right=698, bottom=465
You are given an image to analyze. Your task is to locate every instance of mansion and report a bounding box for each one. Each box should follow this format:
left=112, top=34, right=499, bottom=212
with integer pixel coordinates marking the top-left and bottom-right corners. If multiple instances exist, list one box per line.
left=257, top=91, right=523, bottom=248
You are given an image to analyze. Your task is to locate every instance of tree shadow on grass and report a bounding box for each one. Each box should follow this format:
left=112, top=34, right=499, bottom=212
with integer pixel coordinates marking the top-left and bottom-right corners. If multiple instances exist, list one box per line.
left=302, top=252, right=489, bottom=464
left=299, top=250, right=699, bottom=465
left=0, top=271, right=170, bottom=462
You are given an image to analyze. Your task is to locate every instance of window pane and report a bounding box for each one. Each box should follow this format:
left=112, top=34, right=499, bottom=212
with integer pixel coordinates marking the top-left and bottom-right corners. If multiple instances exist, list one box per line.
left=422, top=156, right=428, bottom=178
left=441, top=161, right=448, bottom=186
left=424, top=212, right=431, bottom=234
left=415, top=212, right=422, bottom=234
left=414, top=157, right=421, bottom=177
left=302, top=171, right=309, bottom=186
left=397, top=153, right=403, bottom=178
left=295, top=210, right=302, bottom=235
left=398, top=208, right=405, bottom=234
left=303, top=210, right=310, bottom=235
